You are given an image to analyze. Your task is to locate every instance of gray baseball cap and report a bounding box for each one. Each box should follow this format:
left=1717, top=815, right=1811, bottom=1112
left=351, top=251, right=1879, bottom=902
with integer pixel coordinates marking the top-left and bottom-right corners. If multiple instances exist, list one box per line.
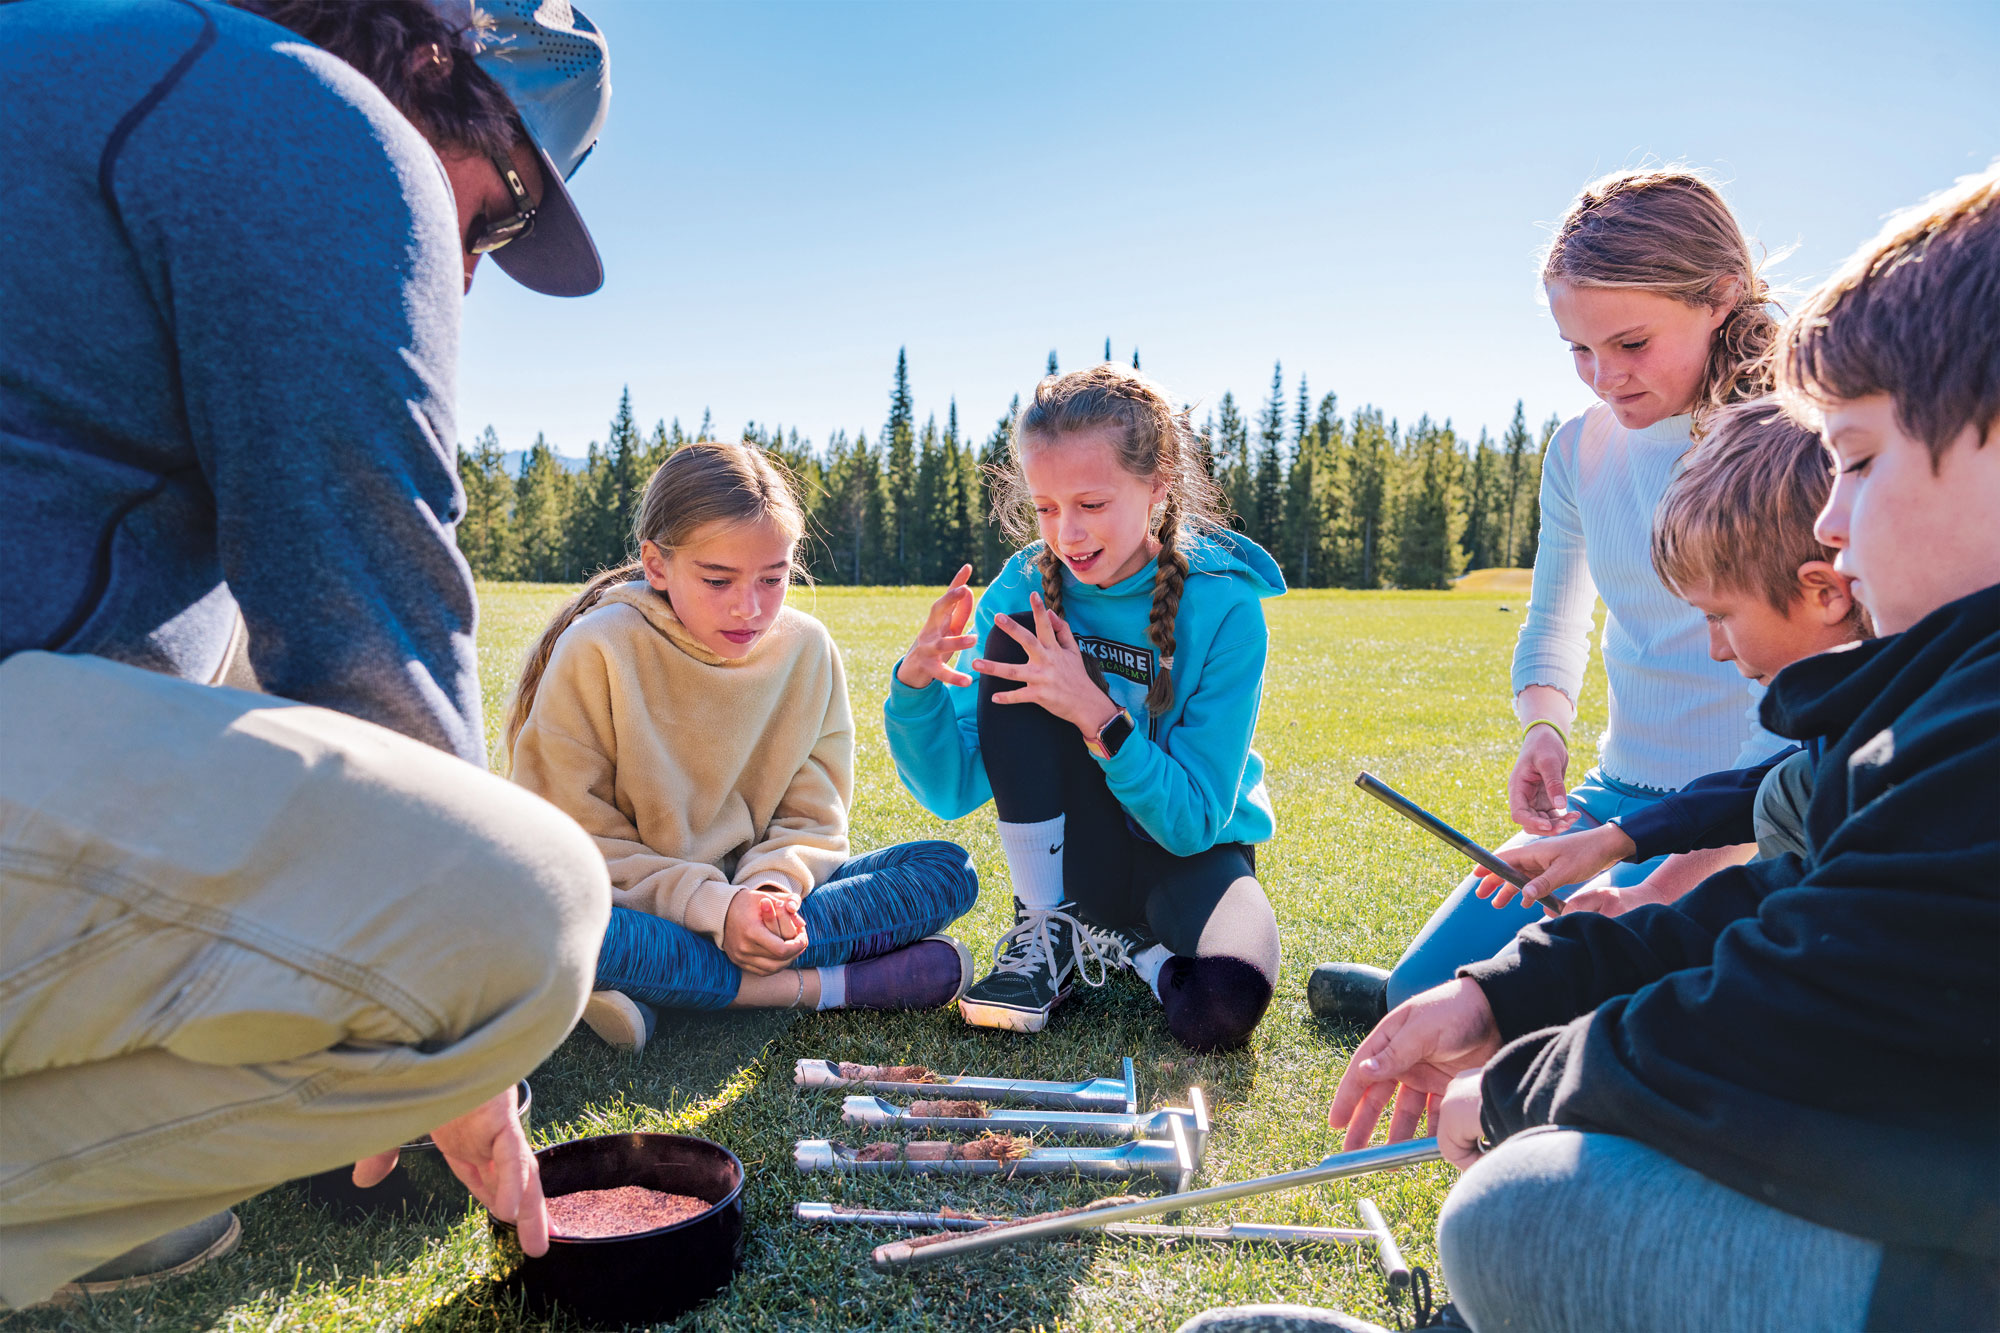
left=438, top=0, right=610, bottom=297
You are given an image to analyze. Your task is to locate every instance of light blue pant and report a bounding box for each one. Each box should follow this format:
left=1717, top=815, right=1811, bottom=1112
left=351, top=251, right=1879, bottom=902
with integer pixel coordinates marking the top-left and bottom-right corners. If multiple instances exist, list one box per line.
left=1175, top=1131, right=1880, bottom=1333
left=593, top=840, right=977, bottom=1010
left=1385, top=769, right=1669, bottom=1007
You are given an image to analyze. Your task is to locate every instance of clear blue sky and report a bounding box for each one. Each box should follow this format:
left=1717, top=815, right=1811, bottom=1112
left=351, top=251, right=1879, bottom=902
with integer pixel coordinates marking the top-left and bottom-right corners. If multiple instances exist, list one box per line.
left=460, top=0, right=1999, bottom=459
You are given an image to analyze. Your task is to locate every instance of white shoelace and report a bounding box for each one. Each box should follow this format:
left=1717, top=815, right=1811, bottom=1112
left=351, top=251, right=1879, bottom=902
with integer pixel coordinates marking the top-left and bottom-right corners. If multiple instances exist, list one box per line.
left=989, top=909, right=1130, bottom=989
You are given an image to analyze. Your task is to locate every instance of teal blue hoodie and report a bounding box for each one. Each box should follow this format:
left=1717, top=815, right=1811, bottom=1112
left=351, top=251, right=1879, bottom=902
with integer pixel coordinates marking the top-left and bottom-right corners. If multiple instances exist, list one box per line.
left=884, top=530, right=1285, bottom=856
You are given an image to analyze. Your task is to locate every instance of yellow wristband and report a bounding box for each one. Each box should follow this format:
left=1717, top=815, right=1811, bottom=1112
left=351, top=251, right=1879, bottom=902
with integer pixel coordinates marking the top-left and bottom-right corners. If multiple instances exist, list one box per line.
left=1522, top=717, right=1569, bottom=751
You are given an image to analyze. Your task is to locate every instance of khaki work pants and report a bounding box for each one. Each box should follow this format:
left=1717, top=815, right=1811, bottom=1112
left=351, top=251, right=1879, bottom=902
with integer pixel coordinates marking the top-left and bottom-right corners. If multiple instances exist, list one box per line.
left=0, top=651, right=609, bottom=1307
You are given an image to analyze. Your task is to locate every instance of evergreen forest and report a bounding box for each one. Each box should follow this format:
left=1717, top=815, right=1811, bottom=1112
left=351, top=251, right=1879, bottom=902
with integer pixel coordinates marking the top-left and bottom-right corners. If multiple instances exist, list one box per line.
left=457, top=348, right=1563, bottom=590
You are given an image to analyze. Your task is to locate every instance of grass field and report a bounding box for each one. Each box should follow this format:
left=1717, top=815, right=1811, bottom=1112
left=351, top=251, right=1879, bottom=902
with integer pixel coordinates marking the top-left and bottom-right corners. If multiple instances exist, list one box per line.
left=8, top=580, right=1606, bottom=1333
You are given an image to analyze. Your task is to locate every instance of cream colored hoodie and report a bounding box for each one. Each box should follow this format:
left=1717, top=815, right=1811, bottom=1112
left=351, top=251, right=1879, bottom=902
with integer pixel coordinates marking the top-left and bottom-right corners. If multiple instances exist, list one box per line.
left=509, top=582, right=854, bottom=946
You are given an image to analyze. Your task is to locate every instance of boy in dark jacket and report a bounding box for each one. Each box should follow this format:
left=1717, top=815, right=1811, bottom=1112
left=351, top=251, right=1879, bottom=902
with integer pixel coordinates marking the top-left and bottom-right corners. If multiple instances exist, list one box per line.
left=1327, top=168, right=1999, bottom=1332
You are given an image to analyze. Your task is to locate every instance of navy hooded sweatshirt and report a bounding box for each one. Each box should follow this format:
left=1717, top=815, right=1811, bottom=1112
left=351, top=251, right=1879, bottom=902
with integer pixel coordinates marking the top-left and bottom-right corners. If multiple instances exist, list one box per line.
left=1463, top=581, right=1999, bottom=1329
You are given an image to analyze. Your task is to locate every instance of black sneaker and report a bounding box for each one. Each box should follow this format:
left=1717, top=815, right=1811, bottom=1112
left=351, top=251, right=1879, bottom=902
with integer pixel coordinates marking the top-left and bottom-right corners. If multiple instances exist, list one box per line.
left=1072, top=916, right=1160, bottom=985
left=959, top=903, right=1084, bottom=1033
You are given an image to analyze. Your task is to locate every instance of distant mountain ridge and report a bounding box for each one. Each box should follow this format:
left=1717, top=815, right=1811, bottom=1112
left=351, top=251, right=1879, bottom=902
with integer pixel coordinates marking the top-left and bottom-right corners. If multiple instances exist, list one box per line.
left=499, top=448, right=587, bottom=476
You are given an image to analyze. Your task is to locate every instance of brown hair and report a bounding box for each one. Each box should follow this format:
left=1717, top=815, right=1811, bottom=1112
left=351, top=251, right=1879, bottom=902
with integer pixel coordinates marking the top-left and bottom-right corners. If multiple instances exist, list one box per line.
left=503, top=442, right=808, bottom=756
left=995, top=365, right=1228, bottom=715
left=1543, top=167, right=1779, bottom=437
left=1776, top=166, right=2000, bottom=468
left=231, top=0, right=518, bottom=158
left=1652, top=399, right=1864, bottom=633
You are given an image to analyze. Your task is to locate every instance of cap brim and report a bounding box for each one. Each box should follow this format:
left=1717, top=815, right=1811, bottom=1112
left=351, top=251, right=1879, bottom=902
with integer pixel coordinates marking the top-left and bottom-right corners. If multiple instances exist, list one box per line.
left=492, top=141, right=603, bottom=297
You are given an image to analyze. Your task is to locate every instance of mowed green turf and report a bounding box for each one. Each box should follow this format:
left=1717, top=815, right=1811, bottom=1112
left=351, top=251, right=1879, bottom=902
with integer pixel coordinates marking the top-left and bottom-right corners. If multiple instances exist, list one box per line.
left=8, top=582, right=1606, bottom=1333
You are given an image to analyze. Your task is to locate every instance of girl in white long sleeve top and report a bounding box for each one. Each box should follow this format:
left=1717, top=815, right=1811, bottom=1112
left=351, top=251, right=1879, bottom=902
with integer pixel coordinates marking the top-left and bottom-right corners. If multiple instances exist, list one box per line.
left=1318, top=169, right=1791, bottom=1015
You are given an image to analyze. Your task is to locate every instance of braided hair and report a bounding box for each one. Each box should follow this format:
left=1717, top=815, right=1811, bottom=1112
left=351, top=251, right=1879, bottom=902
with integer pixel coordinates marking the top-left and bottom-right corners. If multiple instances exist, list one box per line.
left=994, top=364, right=1226, bottom=716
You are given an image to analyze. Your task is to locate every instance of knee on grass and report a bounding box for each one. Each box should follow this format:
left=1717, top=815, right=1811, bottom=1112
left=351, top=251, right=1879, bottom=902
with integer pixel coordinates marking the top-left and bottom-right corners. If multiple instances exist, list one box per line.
left=902, top=839, right=980, bottom=919
left=1159, top=954, right=1274, bottom=1051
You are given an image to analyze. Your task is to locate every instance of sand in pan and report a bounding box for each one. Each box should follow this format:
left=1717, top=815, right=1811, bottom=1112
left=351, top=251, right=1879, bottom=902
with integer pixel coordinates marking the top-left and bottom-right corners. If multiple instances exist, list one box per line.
left=547, top=1186, right=711, bottom=1238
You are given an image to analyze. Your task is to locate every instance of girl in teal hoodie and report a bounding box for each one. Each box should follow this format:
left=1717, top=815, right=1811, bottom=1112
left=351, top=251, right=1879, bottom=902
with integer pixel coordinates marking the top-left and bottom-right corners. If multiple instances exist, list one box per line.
left=885, top=365, right=1285, bottom=1049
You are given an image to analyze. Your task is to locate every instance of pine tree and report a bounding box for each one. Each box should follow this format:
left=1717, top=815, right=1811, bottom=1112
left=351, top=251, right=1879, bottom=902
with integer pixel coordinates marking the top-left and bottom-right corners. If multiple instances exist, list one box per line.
left=883, top=349, right=917, bottom=580
left=1252, top=362, right=1285, bottom=553
left=1311, top=393, right=1347, bottom=587
left=567, top=439, right=619, bottom=575
left=606, top=387, right=646, bottom=547
left=456, top=425, right=517, bottom=580
left=1345, top=407, right=1393, bottom=588
left=697, top=408, right=713, bottom=442
left=940, top=399, right=976, bottom=579
left=1131, top=347, right=1141, bottom=370
left=1216, top=392, right=1251, bottom=532
left=1461, top=427, right=1497, bottom=571
left=1517, top=413, right=1561, bottom=569
left=1393, top=417, right=1465, bottom=589
left=1046, top=350, right=1058, bottom=377
left=912, top=413, right=943, bottom=581
left=1104, top=337, right=1112, bottom=363
left=1499, top=400, right=1532, bottom=567
left=513, top=432, right=575, bottom=581
left=978, top=397, right=1019, bottom=578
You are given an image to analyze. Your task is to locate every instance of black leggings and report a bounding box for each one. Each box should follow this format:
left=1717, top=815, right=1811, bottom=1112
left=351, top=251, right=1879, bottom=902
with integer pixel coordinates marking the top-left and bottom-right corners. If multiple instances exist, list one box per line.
left=978, top=620, right=1280, bottom=1050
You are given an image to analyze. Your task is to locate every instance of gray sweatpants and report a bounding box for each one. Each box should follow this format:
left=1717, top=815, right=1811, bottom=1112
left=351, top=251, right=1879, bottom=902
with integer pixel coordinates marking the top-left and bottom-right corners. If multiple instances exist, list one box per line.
left=1177, top=1130, right=1880, bottom=1333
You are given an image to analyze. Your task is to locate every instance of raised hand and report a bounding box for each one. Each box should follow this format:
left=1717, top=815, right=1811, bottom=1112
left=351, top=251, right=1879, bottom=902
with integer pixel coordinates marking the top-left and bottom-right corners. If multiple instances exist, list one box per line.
left=1473, top=820, right=1634, bottom=909
left=895, top=564, right=978, bottom=690
left=973, top=592, right=1120, bottom=737
left=1328, top=979, right=1502, bottom=1152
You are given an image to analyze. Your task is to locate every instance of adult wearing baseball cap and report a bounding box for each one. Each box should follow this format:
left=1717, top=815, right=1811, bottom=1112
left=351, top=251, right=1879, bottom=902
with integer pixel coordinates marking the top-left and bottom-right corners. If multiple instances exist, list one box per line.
left=0, top=0, right=613, bottom=1308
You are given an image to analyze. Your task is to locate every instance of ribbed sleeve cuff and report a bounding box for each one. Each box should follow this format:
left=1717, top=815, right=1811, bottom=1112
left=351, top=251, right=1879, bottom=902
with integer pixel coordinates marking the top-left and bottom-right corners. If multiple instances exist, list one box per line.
left=680, top=880, right=741, bottom=949
left=885, top=660, right=955, bottom=718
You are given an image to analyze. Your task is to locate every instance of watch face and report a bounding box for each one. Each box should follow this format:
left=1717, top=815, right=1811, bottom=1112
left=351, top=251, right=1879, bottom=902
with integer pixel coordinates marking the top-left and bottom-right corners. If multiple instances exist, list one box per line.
left=1103, top=710, right=1135, bottom=756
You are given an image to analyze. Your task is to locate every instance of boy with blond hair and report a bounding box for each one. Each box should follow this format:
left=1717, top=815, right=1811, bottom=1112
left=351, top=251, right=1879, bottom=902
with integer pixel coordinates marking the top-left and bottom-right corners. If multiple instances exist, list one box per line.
left=1310, top=168, right=1998, bottom=1333
left=1471, top=398, right=1868, bottom=914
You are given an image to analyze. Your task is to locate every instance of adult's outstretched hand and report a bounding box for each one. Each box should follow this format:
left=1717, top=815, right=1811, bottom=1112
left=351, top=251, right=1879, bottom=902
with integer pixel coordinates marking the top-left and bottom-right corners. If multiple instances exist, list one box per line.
left=1328, top=979, right=1503, bottom=1152
left=353, top=1084, right=550, bottom=1254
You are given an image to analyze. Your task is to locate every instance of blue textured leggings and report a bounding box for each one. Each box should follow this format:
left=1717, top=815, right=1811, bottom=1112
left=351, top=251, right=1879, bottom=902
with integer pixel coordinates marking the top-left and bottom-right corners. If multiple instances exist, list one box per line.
left=594, top=840, right=978, bottom=1010
left=1384, top=769, right=1670, bottom=1007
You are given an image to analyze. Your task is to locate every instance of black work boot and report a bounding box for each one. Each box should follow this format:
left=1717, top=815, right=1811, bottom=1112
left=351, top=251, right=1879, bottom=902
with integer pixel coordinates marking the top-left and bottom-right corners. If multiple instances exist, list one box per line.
left=1306, top=961, right=1390, bottom=1026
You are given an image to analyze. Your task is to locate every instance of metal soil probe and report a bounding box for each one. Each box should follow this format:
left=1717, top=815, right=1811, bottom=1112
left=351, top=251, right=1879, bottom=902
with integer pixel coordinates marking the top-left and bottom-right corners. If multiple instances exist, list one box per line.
left=796, top=1194, right=1413, bottom=1287
left=795, top=1056, right=1139, bottom=1113
left=868, top=1135, right=1442, bottom=1272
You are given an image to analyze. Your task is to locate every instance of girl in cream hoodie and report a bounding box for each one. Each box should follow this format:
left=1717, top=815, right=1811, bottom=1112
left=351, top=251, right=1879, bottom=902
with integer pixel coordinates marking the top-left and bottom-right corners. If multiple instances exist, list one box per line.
left=507, top=442, right=977, bottom=1052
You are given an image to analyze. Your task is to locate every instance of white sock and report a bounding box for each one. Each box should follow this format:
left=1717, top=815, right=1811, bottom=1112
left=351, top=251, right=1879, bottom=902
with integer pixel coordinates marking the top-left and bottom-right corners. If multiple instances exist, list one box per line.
left=1132, top=943, right=1172, bottom=997
left=997, top=815, right=1067, bottom=912
left=815, top=965, right=845, bottom=1010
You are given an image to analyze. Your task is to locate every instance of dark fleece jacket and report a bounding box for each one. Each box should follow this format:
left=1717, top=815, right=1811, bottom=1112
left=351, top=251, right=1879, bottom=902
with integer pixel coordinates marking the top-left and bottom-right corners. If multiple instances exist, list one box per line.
left=1462, top=581, right=1999, bottom=1331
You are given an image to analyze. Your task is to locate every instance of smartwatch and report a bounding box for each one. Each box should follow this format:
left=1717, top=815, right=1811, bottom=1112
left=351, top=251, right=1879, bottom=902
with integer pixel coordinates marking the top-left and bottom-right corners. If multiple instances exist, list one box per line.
left=1085, top=707, right=1135, bottom=760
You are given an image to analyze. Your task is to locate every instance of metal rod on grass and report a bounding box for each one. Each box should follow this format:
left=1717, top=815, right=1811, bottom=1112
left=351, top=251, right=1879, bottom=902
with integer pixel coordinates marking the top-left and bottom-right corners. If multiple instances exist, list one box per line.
left=870, top=1136, right=1442, bottom=1271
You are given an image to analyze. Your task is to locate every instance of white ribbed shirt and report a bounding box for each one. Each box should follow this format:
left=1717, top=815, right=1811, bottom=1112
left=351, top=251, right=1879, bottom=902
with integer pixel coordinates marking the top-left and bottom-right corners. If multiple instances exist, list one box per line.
left=1512, top=405, right=1780, bottom=790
